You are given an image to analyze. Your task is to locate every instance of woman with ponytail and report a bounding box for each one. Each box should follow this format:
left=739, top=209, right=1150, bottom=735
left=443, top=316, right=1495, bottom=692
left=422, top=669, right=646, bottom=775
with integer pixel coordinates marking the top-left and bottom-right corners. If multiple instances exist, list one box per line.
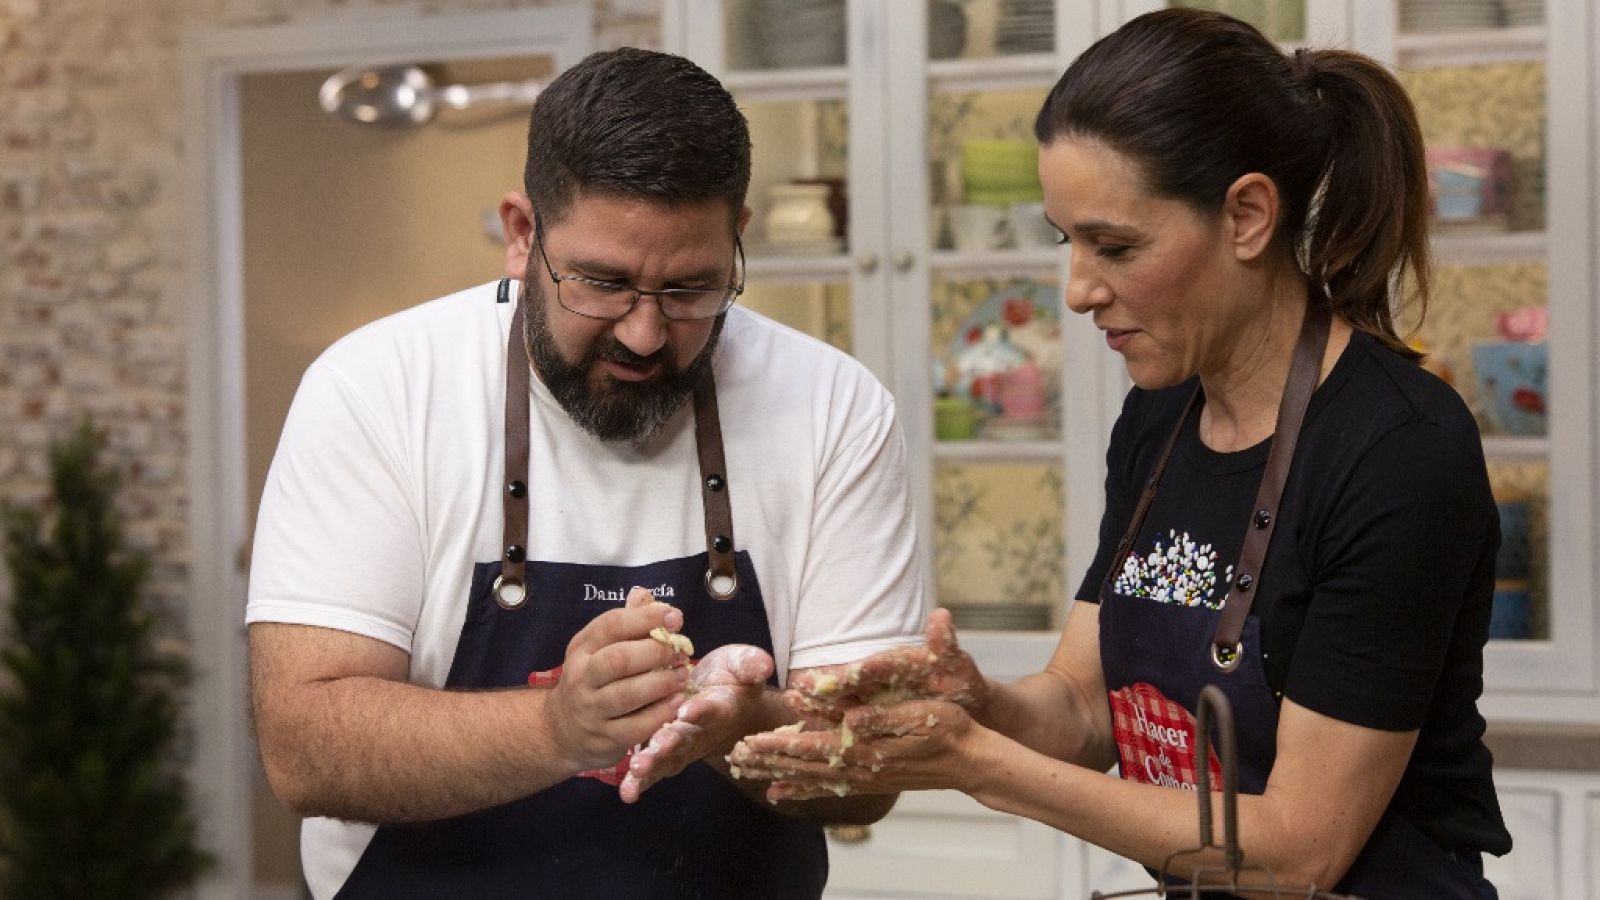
left=731, top=9, right=1509, bottom=897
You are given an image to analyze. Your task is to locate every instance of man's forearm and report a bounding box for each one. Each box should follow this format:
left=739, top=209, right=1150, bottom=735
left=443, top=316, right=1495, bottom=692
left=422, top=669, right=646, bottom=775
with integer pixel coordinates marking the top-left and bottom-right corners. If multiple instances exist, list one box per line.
left=258, top=676, right=576, bottom=824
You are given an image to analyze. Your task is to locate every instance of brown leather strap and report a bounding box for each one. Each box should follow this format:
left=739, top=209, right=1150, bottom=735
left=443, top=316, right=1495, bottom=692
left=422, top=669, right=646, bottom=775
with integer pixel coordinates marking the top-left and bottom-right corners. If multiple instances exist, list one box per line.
left=498, top=279, right=739, bottom=606
left=497, top=286, right=532, bottom=609
left=1098, top=385, right=1201, bottom=602
left=1098, top=305, right=1332, bottom=673
left=1210, top=304, right=1329, bottom=670
left=693, top=374, right=739, bottom=600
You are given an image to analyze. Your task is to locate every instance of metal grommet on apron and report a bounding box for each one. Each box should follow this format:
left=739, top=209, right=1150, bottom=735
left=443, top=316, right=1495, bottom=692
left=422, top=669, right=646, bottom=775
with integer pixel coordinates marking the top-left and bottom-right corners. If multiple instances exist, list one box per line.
left=497, top=280, right=742, bottom=608
left=1101, top=304, right=1330, bottom=670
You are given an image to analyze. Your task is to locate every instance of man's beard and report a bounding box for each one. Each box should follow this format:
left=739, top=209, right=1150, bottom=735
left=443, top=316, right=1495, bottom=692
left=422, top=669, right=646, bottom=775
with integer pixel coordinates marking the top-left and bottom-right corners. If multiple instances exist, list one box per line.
left=522, top=277, right=723, bottom=444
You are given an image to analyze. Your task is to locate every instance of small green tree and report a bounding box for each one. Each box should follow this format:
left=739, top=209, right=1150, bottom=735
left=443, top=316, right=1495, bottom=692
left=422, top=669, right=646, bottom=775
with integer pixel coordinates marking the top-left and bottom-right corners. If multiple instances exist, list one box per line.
left=0, top=420, right=210, bottom=898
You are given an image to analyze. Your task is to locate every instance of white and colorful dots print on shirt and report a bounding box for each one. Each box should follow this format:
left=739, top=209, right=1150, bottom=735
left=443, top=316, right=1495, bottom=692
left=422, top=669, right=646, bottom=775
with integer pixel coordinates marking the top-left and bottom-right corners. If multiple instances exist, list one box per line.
left=1113, top=529, right=1235, bottom=610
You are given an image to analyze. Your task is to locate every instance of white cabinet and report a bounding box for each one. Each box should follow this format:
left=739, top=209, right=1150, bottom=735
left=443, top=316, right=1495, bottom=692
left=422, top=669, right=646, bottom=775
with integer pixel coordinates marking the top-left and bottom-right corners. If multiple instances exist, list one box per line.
left=667, top=0, right=1600, bottom=896
left=1589, top=790, right=1600, bottom=899
left=665, top=0, right=1107, bottom=630
left=824, top=790, right=1060, bottom=900
left=1487, top=784, right=1561, bottom=899
left=1373, top=0, right=1600, bottom=726
left=669, top=0, right=1600, bottom=718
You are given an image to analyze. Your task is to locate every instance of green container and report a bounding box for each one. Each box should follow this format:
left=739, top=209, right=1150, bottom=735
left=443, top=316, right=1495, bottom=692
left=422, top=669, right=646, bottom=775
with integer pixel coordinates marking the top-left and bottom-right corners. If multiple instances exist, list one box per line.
left=935, top=396, right=981, bottom=440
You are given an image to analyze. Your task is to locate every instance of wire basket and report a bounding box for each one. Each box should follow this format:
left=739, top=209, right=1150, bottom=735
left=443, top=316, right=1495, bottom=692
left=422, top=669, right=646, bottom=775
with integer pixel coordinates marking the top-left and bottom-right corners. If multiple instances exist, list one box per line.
left=1089, top=685, right=1363, bottom=900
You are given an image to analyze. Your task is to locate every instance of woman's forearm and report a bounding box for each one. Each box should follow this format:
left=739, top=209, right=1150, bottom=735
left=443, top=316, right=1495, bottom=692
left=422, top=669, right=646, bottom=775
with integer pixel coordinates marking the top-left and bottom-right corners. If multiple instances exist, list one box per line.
left=962, top=730, right=1343, bottom=891
left=981, top=671, right=1116, bottom=769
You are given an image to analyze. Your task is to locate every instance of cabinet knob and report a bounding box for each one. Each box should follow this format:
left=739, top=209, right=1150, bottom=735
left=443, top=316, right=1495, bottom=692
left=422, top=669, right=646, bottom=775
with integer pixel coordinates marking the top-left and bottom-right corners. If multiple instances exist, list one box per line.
left=856, top=253, right=879, bottom=274
left=827, top=823, right=872, bottom=843
left=893, top=250, right=915, bottom=272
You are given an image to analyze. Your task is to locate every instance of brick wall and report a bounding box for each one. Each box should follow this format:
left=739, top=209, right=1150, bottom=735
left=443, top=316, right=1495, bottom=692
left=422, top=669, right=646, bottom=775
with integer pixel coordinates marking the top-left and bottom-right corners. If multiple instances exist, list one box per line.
left=0, top=0, right=660, bottom=618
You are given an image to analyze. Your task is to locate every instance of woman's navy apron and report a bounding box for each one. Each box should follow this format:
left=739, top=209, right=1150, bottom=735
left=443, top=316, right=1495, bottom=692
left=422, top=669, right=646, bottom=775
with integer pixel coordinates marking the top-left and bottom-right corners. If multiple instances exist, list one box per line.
left=334, top=287, right=826, bottom=898
left=1096, top=305, right=1491, bottom=900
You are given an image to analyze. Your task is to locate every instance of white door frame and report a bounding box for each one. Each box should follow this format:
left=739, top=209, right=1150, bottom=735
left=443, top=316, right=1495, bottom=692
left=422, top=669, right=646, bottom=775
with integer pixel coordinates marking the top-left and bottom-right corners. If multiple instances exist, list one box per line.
left=180, top=7, right=591, bottom=896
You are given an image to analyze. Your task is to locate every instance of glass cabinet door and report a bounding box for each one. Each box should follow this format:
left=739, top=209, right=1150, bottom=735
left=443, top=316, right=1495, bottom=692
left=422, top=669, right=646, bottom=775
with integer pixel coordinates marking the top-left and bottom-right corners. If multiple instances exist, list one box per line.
left=665, top=1, right=869, bottom=370
left=1165, top=0, right=1307, bottom=42
left=1382, top=0, right=1599, bottom=712
left=738, top=95, right=855, bottom=358
left=916, top=1, right=1077, bottom=630
left=1394, top=10, right=1550, bottom=647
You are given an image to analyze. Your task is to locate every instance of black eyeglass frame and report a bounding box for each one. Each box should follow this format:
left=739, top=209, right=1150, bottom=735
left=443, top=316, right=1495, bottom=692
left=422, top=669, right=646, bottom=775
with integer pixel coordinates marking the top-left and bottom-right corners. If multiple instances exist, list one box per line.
left=532, top=212, right=745, bottom=322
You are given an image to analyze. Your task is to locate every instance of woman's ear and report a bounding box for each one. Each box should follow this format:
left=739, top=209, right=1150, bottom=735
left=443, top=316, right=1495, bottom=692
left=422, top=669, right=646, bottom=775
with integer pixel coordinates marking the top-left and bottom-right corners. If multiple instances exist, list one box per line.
left=1224, top=173, right=1279, bottom=262
left=500, top=191, right=536, bottom=278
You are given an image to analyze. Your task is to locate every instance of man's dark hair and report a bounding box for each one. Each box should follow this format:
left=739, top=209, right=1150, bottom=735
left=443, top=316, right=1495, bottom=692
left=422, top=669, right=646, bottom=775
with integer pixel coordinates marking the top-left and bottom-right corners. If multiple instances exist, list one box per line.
left=524, top=47, right=752, bottom=226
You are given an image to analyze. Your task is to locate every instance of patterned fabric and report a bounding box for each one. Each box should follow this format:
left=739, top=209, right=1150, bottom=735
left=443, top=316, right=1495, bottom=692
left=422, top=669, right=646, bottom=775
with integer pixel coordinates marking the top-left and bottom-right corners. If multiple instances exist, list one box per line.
left=1113, top=528, right=1234, bottom=609
left=1108, top=681, right=1222, bottom=791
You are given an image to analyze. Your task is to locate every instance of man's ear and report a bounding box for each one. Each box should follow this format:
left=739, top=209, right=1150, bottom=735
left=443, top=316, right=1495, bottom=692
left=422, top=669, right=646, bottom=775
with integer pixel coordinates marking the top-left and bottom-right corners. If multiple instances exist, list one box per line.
left=500, top=191, right=536, bottom=278
left=737, top=205, right=753, bottom=236
left=1223, top=173, right=1279, bottom=262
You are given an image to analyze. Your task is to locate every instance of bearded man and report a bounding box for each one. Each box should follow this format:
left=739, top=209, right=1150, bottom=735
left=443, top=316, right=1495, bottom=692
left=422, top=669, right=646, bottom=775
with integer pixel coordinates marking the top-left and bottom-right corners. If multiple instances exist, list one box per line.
left=246, top=47, right=926, bottom=900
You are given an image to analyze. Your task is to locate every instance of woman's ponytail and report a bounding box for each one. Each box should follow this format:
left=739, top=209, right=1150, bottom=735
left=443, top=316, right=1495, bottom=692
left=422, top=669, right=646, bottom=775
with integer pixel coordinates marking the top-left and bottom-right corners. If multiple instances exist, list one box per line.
left=1294, top=48, right=1431, bottom=359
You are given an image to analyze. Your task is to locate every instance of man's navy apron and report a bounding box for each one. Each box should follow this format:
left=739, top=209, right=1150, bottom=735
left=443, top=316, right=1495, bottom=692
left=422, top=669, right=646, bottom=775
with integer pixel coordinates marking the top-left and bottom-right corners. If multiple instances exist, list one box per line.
left=334, top=289, right=826, bottom=898
left=1096, top=305, right=1491, bottom=900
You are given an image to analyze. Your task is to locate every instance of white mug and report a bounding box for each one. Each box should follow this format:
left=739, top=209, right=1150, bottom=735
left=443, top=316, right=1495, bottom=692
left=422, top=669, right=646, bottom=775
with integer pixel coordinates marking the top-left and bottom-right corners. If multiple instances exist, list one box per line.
left=1009, top=201, right=1057, bottom=249
left=949, top=204, right=1009, bottom=253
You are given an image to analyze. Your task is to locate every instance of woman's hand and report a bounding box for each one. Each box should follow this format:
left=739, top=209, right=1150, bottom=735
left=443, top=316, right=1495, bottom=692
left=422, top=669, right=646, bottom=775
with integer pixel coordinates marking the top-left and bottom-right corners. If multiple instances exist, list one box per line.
left=728, top=698, right=982, bottom=801
left=785, top=608, right=989, bottom=725
left=725, top=609, right=992, bottom=802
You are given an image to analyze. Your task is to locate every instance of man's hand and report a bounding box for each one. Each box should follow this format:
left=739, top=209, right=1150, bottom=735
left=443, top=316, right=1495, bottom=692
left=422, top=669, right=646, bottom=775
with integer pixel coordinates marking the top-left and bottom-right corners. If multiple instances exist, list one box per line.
left=619, top=642, right=775, bottom=803
left=540, top=588, right=694, bottom=774
left=784, top=608, right=987, bottom=725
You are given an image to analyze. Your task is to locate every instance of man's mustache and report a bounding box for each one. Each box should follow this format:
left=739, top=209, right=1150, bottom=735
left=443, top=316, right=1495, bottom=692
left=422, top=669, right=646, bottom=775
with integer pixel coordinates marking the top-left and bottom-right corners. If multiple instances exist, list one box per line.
left=596, top=339, right=668, bottom=370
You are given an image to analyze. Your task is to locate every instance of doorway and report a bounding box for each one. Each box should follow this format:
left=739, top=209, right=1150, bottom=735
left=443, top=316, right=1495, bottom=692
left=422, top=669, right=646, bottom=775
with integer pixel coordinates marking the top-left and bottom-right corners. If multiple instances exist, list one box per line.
left=182, top=8, right=590, bottom=898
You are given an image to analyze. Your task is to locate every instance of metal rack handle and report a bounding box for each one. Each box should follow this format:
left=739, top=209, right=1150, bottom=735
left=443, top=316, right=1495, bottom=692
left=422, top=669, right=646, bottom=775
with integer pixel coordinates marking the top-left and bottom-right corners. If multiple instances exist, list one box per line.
left=1194, top=684, right=1243, bottom=873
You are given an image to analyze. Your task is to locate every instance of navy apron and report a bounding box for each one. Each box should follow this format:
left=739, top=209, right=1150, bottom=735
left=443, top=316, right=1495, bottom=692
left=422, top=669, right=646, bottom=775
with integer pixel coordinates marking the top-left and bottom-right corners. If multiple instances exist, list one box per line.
left=333, top=286, right=827, bottom=899
left=1096, top=306, right=1490, bottom=899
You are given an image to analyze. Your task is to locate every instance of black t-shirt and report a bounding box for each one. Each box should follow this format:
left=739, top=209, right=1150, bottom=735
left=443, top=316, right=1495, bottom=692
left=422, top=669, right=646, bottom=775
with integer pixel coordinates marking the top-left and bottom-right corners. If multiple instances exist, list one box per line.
left=1077, top=330, right=1512, bottom=857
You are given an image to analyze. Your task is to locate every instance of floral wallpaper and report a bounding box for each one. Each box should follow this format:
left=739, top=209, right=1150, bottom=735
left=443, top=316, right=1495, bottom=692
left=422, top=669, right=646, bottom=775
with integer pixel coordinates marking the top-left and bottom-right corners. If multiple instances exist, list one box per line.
left=1397, top=59, right=1551, bottom=638
left=935, top=462, right=1065, bottom=617
left=1403, top=263, right=1546, bottom=430
left=1399, top=61, right=1547, bottom=231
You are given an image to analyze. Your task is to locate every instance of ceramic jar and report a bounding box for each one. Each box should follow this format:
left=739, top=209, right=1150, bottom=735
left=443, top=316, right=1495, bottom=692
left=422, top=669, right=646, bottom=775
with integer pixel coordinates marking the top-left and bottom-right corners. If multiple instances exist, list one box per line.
left=763, top=183, right=836, bottom=244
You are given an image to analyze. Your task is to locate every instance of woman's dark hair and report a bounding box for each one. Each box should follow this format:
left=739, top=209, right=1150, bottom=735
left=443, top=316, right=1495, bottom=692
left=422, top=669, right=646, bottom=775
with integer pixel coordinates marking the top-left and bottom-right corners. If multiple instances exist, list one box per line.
left=525, top=47, right=752, bottom=226
left=1034, top=8, right=1429, bottom=358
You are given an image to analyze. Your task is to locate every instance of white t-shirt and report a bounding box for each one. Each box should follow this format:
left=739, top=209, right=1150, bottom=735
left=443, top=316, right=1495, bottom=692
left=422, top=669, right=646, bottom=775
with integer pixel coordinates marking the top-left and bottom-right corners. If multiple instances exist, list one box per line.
left=246, top=280, right=927, bottom=896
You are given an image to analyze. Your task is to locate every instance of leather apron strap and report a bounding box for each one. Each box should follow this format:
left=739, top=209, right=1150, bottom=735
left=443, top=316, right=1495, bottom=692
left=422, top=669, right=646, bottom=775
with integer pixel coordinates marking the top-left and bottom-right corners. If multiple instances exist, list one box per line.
left=495, top=280, right=741, bottom=608
left=1100, top=304, right=1331, bottom=673
left=496, top=298, right=533, bottom=609
left=693, top=375, right=739, bottom=599
left=1211, top=304, right=1329, bottom=669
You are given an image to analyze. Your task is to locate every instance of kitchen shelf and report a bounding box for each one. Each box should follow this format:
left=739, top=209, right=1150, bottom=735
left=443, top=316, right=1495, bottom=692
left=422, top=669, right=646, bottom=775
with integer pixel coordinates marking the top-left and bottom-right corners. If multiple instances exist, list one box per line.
left=721, top=66, right=848, bottom=103
left=1397, top=24, right=1545, bottom=68
left=931, top=248, right=1059, bottom=278
left=927, top=53, right=1057, bottom=94
left=934, top=439, right=1063, bottom=462
left=1431, top=229, right=1545, bottom=266
left=744, top=253, right=852, bottom=281
left=1481, top=434, right=1550, bottom=461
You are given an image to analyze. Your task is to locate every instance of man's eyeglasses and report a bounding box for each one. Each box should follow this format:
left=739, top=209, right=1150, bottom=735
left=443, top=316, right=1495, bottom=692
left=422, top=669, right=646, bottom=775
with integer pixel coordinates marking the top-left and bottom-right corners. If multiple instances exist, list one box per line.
left=533, top=214, right=744, bottom=322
